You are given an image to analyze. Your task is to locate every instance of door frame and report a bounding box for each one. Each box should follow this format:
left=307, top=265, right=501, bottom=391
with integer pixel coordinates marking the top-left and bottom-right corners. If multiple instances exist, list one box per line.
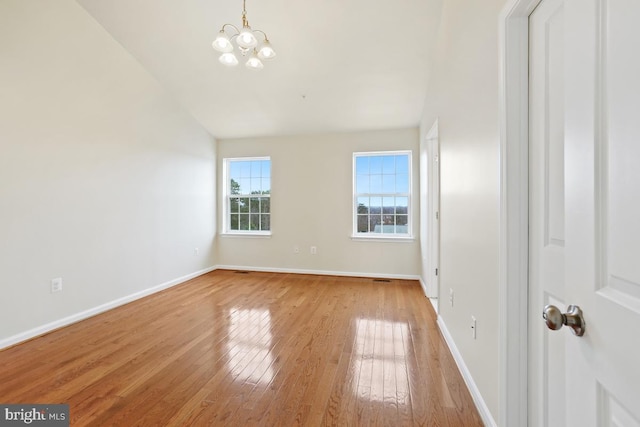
left=498, top=0, right=542, bottom=425
left=426, top=119, right=440, bottom=299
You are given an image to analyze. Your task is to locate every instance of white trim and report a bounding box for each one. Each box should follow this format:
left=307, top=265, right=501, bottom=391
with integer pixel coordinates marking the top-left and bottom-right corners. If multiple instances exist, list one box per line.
left=349, top=235, right=414, bottom=243
left=428, top=297, right=438, bottom=313
left=0, top=266, right=217, bottom=351
left=220, top=231, right=272, bottom=238
left=499, top=0, right=539, bottom=425
left=425, top=119, right=440, bottom=299
left=215, top=264, right=421, bottom=282
left=437, top=316, right=498, bottom=427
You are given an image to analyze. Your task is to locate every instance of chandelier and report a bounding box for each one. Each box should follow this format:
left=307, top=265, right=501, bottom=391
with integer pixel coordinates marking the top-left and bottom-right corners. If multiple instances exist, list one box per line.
left=211, top=0, right=276, bottom=70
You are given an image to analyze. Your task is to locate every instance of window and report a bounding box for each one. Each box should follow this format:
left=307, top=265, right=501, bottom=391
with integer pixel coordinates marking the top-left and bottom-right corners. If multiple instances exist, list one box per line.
left=353, top=151, right=411, bottom=238
left=224, top=157, right=271, bottom=234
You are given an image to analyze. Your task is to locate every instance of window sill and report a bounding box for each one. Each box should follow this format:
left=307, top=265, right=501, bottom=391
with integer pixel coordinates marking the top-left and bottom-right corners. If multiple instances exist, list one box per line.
left=220, top=231, right=272, bottom=238
left=350, top=234, right=415, bottom=243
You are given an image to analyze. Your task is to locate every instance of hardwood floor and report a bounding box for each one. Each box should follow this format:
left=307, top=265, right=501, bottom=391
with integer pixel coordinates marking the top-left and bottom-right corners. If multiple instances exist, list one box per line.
left=0, top=270, right=483, bottom=426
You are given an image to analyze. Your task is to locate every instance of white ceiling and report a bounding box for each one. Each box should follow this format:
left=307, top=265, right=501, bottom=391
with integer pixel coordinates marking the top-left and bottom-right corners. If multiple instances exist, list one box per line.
left=77, top=0, right=440, bottom=139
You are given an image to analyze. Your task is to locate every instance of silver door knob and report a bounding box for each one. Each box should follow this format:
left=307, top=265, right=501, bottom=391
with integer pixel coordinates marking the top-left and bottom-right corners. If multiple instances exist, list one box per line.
left=543, top=304, right=586, bottom=337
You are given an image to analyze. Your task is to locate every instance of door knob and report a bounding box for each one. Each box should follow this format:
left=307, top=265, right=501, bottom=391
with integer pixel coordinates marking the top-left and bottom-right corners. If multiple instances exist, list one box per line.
left=543, top=304, right=586, bottom=336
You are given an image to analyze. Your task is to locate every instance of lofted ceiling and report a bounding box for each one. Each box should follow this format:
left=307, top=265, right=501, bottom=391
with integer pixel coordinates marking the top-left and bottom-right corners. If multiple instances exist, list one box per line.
left=77, top=0, right=440, bottom=139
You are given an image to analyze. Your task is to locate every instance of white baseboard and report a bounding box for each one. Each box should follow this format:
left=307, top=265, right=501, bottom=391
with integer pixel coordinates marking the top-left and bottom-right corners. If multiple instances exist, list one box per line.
left=437, top=315, right=497, bottom=427
left=419, top=276, right=429, bottom=296
left=215, top=264, right=421, bottom=281
left=0, top=266, right=217, bottom=350
left=429, top=297, right=438, bottom=313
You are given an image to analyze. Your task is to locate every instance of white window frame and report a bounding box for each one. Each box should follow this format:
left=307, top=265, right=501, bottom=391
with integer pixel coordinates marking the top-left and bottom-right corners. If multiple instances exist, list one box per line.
left=352, top=150, right=413, bottom=241
left=222, top=156, right=272, bottom=236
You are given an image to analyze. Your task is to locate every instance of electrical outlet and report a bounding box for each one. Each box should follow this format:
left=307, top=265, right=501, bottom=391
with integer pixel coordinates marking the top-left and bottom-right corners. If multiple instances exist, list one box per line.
left=471, top=316, right=477, bottom=339
left=51, top=278, right=62, bottom=293
left=449, top=288, right=454, bottom=307
left=194, top=247, right=199, bottom=255
left=294, top=246, right=300, bottom=254
left=310, top=246, right=317, bottom=255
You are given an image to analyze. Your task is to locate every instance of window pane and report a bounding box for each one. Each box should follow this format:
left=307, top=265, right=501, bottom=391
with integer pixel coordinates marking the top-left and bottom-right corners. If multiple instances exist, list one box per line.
left=239, top=197, right=249, bottom=213
left=357, top=215, right=369, bottom=232
left=370, top=175, right=382, bottom=193
left=396, top=174, right=409, bottom=193
left=370, top=215, right=382, bottom=233
left=357, top=197, right=369, bottom=214
left=238, top=178, right=250, bottom=195
left=382, top=175, right=395, bottom=193
left=370, top=156, right=383, bottom=173
left=396, top=197, right=408, bottom=214
left=230, top=162, right=242, bottom=179
left=260, top=214, right=270, bottom=231
left=251, top=177, right=261, bottom=193
left=240, top=161, right=251, bottom=177
left=382, top=215, right=395, bottom=233
left=356, top=156, right=369, bottom=174
left=370, top=197, right=382, bottom=215
left=239, top=214, right=250, bottom=230
left=250, top=198, right=260, bottom=213
left=261, top=197, right=270, bottom=213
left=251, top=161, right=261, bottom=177
left=250, top=214, right=260, bottom=230
left=230, top=214, right=239, bottom=230
left=261, top=178, right=271, bottom=194
left=230, top=179, right=240, bottom=195
left=382, top=156, right=395, bottom=174
left=356, top=175, right=369, bottom=194
left=396, top=215, right=408, bottom=234
left=382, top=197, right=395, bottom=215
left=229, top=197, right=240, bottom=213
left=395, top=155, right=409, bottom=174
left=368, top=215, right=381, bottom=233
left=261, top=160, right=271, bottom=177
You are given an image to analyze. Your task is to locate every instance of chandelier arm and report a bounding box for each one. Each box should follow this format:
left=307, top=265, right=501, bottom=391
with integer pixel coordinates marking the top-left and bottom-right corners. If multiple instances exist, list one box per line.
left=252, top=29, right=269, bottom=42
left=221, top=23, right=240, bottom=35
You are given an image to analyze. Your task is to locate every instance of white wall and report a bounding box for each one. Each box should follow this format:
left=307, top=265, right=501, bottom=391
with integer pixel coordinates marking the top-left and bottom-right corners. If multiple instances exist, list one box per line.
left=419, top=0, right=507, bottom=421
left=0, top=0, right=216, bottom=345
left=216, top=129, right=421, bottom=278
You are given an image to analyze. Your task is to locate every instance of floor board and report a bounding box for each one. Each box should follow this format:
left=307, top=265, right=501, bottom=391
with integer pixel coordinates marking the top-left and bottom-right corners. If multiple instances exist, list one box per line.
left=0, top=270, right=483, bottom=426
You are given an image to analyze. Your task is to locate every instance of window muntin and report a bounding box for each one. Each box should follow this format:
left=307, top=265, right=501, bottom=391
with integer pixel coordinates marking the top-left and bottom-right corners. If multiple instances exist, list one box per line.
left=225, top=157, right=271, bottom=234
left=353, top=151, right=411, bottom=237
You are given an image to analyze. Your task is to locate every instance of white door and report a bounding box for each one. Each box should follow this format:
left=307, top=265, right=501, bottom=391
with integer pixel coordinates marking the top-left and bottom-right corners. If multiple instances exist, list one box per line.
left=529, top=0, right=640, bottom=426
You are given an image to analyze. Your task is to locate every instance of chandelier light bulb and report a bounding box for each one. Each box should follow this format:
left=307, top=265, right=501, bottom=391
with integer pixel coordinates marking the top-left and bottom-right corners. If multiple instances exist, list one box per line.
left=212, top=31, right=233, bottom=53
left=245, top=51, right=264, bottom=70
left=257, top=40, right=276, bottom=59
left=237, top=26, right=258, bottom=49
left=219, top=52, right=239, bottom=67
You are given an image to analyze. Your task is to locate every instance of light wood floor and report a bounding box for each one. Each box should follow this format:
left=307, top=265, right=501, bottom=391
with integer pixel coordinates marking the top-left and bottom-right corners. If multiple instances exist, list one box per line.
left=0, top=270, right=483, bottom=426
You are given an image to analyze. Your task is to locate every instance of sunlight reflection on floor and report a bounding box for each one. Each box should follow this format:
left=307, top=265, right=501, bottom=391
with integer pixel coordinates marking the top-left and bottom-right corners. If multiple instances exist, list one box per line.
left=226, top=308, right=274, bottom=386
left=351, top=318, right=411, bottom=405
